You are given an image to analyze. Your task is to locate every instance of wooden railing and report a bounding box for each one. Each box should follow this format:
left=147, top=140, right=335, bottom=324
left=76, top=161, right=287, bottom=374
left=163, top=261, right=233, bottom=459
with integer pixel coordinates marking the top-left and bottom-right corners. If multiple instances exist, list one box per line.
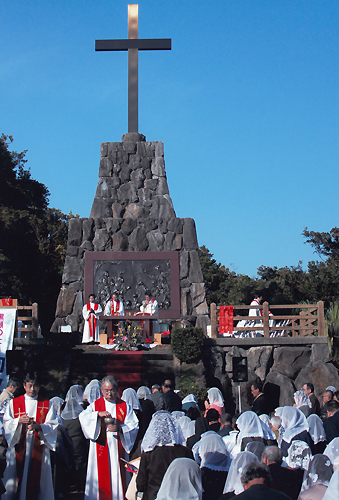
left=210, top=301, right=325, bottom=339
left=16, top=303, right=39, bottom=338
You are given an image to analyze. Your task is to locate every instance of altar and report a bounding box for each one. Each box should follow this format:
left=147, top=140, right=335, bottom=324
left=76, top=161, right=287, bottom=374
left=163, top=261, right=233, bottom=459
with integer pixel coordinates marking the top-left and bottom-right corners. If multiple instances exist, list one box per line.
left=100, top=314, right=158, bottom=343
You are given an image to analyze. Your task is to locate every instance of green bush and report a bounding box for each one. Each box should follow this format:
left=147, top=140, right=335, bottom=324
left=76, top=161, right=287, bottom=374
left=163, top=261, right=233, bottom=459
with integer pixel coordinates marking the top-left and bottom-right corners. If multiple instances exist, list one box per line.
left=179, top=374, right=207, bottom=405
left=171, top=327, right=204, bottom=364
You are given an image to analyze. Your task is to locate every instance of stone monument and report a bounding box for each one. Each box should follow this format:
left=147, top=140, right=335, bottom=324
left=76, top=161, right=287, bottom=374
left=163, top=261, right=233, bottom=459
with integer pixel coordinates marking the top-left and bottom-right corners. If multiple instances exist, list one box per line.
left=52, top=5, right=209, bottom=334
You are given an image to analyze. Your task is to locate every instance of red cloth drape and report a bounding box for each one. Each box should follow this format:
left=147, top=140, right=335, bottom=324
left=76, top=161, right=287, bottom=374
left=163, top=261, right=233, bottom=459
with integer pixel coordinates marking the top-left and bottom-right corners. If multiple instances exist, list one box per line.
left=219, top=306, right=234, bottom=335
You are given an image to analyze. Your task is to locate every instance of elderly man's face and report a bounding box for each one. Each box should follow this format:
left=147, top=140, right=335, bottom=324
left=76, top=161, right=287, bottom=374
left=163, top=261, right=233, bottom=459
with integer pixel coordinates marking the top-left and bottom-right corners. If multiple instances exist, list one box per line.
left=101, top=382, right=117, bottom=402
left=302, top=384, right=311, bottom=396
left=112, top=295, right=117, bottom=302
left=323, top=392, right=332, bottom=404
left=251, top=386, right=260, bottom=398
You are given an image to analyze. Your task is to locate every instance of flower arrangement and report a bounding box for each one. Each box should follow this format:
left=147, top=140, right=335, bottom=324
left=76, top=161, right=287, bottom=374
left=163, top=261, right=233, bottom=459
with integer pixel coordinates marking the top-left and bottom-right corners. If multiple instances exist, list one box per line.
left=114, top=321, right=143, bottom=351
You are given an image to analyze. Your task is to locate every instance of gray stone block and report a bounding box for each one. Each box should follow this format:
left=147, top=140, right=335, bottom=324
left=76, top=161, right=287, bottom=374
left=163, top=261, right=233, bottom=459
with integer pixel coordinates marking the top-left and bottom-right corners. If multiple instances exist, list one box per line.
left=122, top=141, right=137, bottom=154
left=65, top=314, right=80, bottom=332
left=190, top=283, right=205, bottom=308
left=188, top=250, right=203, bottom=283
left=80, top=241, right=94, bottom=252
left=156, top=177, right=169, bottom=196
left=159, top=219, right=168, bottom=233
left=265, top=371, right=295, bottom=407
left=120, top=165, right=132, bottom=183
left=146, top=142, right=155, bottom=157
left=151, top=157, right=166, bottom=177
left=68, top=218, right=82, bottom=246
left=121, top=218, right=137, bottom=235
left=145, top=179, right=158, bottom=190
left=144, top=168, right=152, bottom=179
left=168, top=218, right=183, bottom=234
left=272, top=346, right=311, bottom=379
left=56, top=286, right=76, bottom=317
left=141, top=158, right=151, bottom=170
left=138, top=188, right=153, bottom=207
left=99, top=157, right=113, bottom=177
left=73, top=291, right=84, bottom=318
left=180, top=278, right=190, bottom=288
left=181, top=287, right=192, bottom=317
left=111, top=176, right=121, bottom=189
left=82, top=219, right=94, bottom=241
left=155, top=142, right=164, bottom=157
left=105, top=218, right=121, bottom=234
left=66, top=245, right=78, bottom=257
left=112, top=203, right=124, bottom=219
left=90, top=198, right=113, bottom=218
left=147, top=229, right=165, bottom=251
left=107, top=142, right=121, bottom=153
left=95, top=178, right=112, bottom=198
left=94, top=218, right=104, bottom=229
left=117, top=183, right=138, bottom=204
left=121, top=132, right=146, bottom=142
left=100, top=143, right=108, bottom=157
left=150, top=196, right=176, bottom=220
left=311, top=342, right=330, bottom=363
left=248, top=346, right=273, bottom=381
left=172, top=234, right=182, bottom=250
left=141, top=218, right=157, bottom=232
left=130, top=168, right=145, bottom=189
left=295, top=360, right=339, bottom=397
left=124, top=203, right=147, bottom=220
left=180, top=250, right=189, bottom=278
left=62, top=257, right=82, bottom=284
left=93, top=229, right=111, bottom=251
left=164, top=231, right=175, bottom=251
left=129, top=154, right=141, bottom=170
left=137, top=142, right=147, bottom=157
left=117, top=150, right=129, bottom=164
left=129, top=227, right=148, bottom=251
left=112, top=230, right=129, bottom=251
left=183, top=218, right=199, bottom=250
left=113, top=163, right=122, bottom=175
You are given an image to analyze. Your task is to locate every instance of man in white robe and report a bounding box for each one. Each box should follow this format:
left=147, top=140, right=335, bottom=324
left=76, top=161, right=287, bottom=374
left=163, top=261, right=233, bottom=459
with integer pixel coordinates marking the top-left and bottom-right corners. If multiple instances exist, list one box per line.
left=79, top=375, right=139, bottom=500
left=82, top=294, right=103, bottom=343
left=2, top=374, right=59, bottom=500
left=104, top=293, right=124, bottom=317
left=139, top=291, right=160, bottom=335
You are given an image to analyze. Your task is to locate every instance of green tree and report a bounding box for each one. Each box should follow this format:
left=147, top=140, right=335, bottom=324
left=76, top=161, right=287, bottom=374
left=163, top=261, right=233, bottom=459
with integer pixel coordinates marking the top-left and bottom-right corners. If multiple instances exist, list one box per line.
left=0, top=135, right=68, bottom=332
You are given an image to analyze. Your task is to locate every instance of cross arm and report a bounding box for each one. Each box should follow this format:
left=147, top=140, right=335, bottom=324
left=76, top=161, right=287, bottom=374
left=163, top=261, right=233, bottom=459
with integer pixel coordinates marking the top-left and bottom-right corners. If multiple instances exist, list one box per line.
left=95, top=39, right=171, bottom=51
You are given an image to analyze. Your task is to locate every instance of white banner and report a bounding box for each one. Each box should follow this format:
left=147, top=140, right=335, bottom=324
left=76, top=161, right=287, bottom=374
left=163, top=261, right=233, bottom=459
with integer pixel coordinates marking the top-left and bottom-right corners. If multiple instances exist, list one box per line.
left=0, top=308, right=16, bottom=392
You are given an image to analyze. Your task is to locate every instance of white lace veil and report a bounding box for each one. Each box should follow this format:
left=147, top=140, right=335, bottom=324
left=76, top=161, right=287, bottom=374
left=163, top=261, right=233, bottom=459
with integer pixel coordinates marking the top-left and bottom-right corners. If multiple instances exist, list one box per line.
left=300, top=454, right=333, bottom=491
left=182, top=394, right=198, bottom=406
left=294, top=390, right=312, bottom=409
left=307, top=414, right=326, bottom=444
left=322, top=467, right=339, bottom=500
left=84, top=379, right=102, bottom=404
left=199, top=432, right=229, bottom=471
left=137, top=386, right=151, bottom=400
left=223, top=451, right=259, bottom=494
left=324, top=438, right=339, bottom=469
left=155, top=457, right=202, bottom=500
left=207, top=388, right=224, bottom=407
left=122, top=388, right=142, bottom=410
left=281, top=406, right=309, bottom=443
left=178, top=416, right=195, bottom=440
left=50, top=396, right=64, bottom=416
left=245, top=441, right=266, bottom=460
left=172, top=411, right=185, bottom=421
left=286, top=440, right=312, bottom=470
left=61, top=385, right=85, bottom=420
left=259, top=414, right=271, bottom=427
left=141, top=410, right=185, bottom=453
left=236, top=411, right=265, bottom=444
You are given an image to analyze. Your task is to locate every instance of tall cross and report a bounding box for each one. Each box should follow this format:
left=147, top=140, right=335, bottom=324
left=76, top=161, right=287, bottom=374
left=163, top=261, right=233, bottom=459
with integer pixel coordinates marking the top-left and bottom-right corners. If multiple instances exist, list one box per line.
left=95, top=4, right=171, bottom=133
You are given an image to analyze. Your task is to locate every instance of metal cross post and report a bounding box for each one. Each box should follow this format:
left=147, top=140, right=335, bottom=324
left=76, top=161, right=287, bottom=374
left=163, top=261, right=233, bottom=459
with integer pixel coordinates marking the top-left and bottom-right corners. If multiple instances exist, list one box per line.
left=95, top=4, right=171, bottom=133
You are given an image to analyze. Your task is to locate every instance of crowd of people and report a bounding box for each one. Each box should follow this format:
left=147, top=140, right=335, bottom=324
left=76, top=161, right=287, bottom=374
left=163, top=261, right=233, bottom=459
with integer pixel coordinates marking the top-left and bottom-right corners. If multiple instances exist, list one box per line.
left=0, top=375, right=338, bottom=500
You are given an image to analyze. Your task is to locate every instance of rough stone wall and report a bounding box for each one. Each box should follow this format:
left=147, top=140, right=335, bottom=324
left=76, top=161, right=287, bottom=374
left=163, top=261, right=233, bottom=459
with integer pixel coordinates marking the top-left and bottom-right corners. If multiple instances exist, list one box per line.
left=52, top=133, right=209, bottom=333
left=200, top=342, right=339, bottom=413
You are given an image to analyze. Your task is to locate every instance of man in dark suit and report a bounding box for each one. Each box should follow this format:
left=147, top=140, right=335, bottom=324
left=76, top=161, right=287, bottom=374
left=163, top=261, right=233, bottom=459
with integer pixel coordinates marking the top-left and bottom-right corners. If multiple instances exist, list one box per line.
left=218, top=413, right=233, bottom=437
left=220, top=461, right=291, bottom=500
left=261, top=446, right=303, bottom=500
left=251, top=380, right=266, bottom=416
left=302, top=382, right=320, bottom=416
left=323, top=400, right=339, bottom=443
left=155, top=379, right=182, bottom=412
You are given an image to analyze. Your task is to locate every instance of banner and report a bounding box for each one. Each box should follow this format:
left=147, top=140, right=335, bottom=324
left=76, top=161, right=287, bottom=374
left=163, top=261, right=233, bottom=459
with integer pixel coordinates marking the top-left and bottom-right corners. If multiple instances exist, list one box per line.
left=0, top=308, right=16, bottom=392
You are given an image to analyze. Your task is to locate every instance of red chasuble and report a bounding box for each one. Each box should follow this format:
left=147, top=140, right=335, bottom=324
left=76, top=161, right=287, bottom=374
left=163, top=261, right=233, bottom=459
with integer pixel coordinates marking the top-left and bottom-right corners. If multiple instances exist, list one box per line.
left=12, top=395, right=50, bottom=500
left=110, top=299, right=120, bottom=315
left=87, top=302, right=99, bottom=340
left=94, top=397, right=127, bottom=500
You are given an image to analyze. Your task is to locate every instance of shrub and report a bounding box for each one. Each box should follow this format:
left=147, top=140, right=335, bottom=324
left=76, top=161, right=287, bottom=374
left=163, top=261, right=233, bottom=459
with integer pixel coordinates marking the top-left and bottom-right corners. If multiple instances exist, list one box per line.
left=171, top=327, right=204, bottom=364
left=179, top=374, right=207, bottom=405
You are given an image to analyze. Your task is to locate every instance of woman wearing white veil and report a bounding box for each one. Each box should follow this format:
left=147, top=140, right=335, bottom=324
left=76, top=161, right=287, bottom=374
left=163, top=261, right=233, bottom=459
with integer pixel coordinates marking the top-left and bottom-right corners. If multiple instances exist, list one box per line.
left=307, top=414, right=327, bottom=454
left=285, top=440, right=312, bottom=471
left=299, top=454, right=333, bottom=500
left=236, top=411, right=266, bottom=451
left=199, top=432, right=229, bottom=500
left=323, top=437, right=339, bottom=470
left=155, top=457, right=202, bottom=500
left=83, top=379, right=102, bottom=405
left=294, top=390, right=312, bottom=418
left=322, top=467, right=339, bottom=500
left=222, top=451, right=259, bottom=496
left=280, top=406, right=314, bottom=456
left=204, top=388, right=225, bottom=417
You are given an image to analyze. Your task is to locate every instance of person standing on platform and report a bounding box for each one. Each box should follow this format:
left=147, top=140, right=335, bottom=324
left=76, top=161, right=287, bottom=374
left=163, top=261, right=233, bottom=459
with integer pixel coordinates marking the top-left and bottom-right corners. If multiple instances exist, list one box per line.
left=155, top=380, right=182, bottom=412
left=79, top=375, right=139, bottom=500
left=251, top=381, right=267, bottom=416
left=104, top=292, right=124, bottom=316
left=140, top=291, right=160, bottom=335
left=2, top=372, right=59, bottom=500
left=302, top=382, right=321, bottom=416
left=82, top=294, right=102, bottom=344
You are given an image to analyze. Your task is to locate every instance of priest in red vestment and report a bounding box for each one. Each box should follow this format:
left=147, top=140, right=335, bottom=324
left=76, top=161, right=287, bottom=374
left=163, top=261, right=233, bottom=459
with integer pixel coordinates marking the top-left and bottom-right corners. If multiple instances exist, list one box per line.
left=104, top=293, right=124, bottom=317
left=2, top=373, right=59, bottom=500
left=79, top=375, right=139, bottom=500
left=82, top=294, right=103, bottom=343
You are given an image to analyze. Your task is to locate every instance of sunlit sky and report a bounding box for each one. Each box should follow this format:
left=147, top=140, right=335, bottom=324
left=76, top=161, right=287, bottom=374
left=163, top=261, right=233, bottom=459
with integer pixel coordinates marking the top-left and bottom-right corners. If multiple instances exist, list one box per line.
left=1, top=1, right=338, bottom=276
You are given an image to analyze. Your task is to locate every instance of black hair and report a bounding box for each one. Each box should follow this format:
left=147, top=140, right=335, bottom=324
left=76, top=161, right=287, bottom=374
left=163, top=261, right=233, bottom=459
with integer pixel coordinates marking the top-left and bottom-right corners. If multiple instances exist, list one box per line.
left=24, top=372, right=41, bottom=385
left=186, top=407, right=201, bottom=420
left=251, top=380, right=263, bottom=392
left=241, top=462, right=271, bottom=486
left=305, top=382, right=314, bottom=393
left=325, top=400, right=339, bottom=413
left=206, top=408, right=220, bottom=423
left=89, top=293, right=95, bottom=299
left=220, top=413, right=232, bottom=425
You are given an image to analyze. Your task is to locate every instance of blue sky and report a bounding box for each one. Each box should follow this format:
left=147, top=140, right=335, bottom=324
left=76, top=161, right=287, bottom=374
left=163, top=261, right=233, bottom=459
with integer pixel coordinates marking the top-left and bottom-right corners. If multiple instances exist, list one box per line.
left=1, top=1, right=338, bottom=276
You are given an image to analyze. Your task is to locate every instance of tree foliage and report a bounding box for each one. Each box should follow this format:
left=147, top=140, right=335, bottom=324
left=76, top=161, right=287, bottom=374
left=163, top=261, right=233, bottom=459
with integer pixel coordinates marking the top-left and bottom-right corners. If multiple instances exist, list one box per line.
left=0, top=135, right=68, bottom=332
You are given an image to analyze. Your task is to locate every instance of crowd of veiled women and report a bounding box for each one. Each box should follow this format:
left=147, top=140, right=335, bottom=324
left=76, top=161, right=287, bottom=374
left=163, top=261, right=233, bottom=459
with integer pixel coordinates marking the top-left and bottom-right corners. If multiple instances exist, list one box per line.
left=1, top=378, right=338, bottom=500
